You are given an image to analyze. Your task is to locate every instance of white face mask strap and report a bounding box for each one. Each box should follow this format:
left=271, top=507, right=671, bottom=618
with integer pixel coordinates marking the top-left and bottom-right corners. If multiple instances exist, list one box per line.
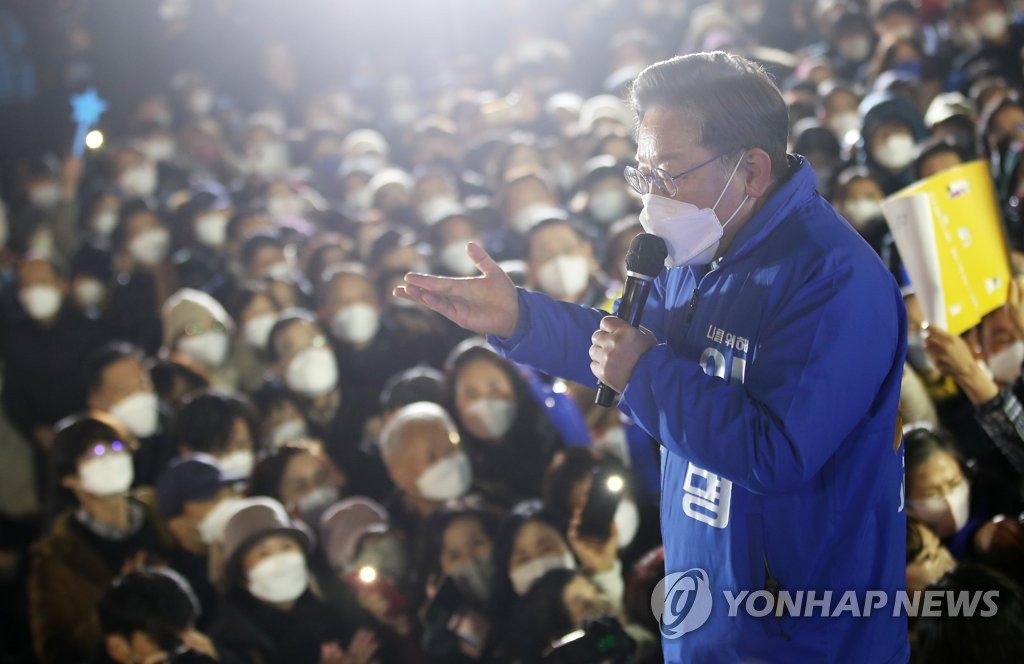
left=713, top=151, right=746, bottom=212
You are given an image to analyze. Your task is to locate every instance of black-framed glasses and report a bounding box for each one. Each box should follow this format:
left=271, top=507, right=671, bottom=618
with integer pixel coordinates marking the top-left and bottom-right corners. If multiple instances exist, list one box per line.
left=624, top=151, right=732, bottom=197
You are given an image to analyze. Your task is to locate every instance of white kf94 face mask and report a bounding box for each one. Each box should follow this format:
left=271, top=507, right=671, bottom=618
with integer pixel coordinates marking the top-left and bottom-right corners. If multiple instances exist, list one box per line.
left=638, top=153, right=749, bottom=268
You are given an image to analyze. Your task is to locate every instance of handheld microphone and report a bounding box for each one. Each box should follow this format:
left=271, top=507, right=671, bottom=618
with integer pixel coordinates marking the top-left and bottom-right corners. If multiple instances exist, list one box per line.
left=595, top=233, right=668, bottom=407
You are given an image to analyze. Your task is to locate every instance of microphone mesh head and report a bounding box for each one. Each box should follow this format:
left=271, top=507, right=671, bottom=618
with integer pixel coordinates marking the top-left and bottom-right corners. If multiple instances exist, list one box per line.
left=625, top=233, right=668, bottom=278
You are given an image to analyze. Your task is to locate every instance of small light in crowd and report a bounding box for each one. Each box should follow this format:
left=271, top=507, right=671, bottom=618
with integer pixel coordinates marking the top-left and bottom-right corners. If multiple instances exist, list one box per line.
left=85, top=130, right=104, bottom=150
left=606, top=474, right=625, bottom=493
left=358, top=565, right=378, bottom=584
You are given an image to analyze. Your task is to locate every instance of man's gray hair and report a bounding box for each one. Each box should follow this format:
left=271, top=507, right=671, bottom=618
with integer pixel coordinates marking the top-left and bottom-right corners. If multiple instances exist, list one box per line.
left=629, top=52, right=789, bottom=179
left=379, top=401, right=457, bottom=459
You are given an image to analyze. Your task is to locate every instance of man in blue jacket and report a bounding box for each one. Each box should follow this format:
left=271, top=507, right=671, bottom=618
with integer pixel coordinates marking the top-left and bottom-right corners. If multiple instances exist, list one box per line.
left=398, top=52, right=908, bottom=663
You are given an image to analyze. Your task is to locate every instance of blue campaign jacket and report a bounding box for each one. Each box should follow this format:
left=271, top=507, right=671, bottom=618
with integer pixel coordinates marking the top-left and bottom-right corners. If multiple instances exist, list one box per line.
left=490, top=156, right=909, bottom=663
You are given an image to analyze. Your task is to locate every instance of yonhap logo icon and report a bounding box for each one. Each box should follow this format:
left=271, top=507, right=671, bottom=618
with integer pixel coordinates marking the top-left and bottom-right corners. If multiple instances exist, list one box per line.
left=652, top=568, right=714, bottom=638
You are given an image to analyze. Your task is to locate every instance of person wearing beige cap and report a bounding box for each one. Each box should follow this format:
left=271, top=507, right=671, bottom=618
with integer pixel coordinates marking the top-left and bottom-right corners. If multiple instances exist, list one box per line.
left=319, top=498, right=419, bottom=659
left=211, top=497, right=379, bottom=664
left=161, top=288, right=238, bottom=389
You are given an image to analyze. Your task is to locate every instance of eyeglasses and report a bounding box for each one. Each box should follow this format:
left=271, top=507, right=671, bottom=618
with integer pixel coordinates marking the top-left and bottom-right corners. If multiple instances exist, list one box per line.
left=624, top=151, right=733, bottom=198
left=86, top=440, right=126, bottom=459
left=183, top=320, right=228, bottom=337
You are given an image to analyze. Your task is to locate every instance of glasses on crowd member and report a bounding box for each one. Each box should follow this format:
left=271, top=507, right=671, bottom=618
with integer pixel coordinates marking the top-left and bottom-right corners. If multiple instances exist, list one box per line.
left=624, top=151, right=734, bottom=198
left=86, top=440, right=126, bottom=459
left=183, top=320, right=229, bottom=337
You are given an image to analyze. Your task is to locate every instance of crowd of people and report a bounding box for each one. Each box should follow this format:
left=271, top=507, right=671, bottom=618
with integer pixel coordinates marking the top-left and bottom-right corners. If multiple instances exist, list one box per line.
left=1, top=0, right=1024, bottom=662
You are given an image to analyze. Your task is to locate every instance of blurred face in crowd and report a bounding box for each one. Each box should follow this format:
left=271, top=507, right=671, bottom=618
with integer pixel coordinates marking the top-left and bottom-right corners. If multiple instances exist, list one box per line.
left=834, top=24, right=875, bottom=62
left=242, top=534, right=307, bottom=601
left=246, top=243, right=290, bottom=281
left=172, top=309, right=231, bottom=370
left=192, top=204, right=232, bottom=250
left=383, top=417, right=463, bottom=501
left=113, top=149, right=158, bottom=198
left=374, top=181, right=413, bottom=216
left=435, top=215, right=482, bottom=276
left=563, top=574, right=617, bottom=628
left=966, top=0, right=1011, bottom=41
left=906, top=521, right=956, bottom=592
left=980, top=308, right=1024, bottom=386
left=454, top=357, right=517, bottom=442
left=439, top=515, right=493, bottom=577
left=989, top=103, right=1024, bottom=144
left=842, top=173, right=885, bottom=221
left=62, top=438, right=135, bottom=499
left=278, top=448, right=345, bottom=517
left=88, top=194, right=121, bottom=240
left=260, top=398, right=308, bottom=449
left=24, top=171, right=61, bottom=210
left=238, top=292, right=280, bottom=351
left=907, top=449, right=969, bottom=538
left=586, top=174, right=633, bottom=225
left=229, top=212, right=274, bottom=260
left=88, top=356, right=159, bottom=438
left=123, top=210, right=170, bottom=267
left=822, top=88, right=861, bottom=140
left=414, top=174, right=459, bottom=215
left=918, top=148, right=963, bottom=179
left=378, top=240, right=426, bottom=275
left=271, top=318, right=340, bottom=399
left=876, top=9, right=920, bottom=42
left=168, top=486, right=237, bottom=554
left=508, top=519, right=573, bottom=591
left=503, top=175, right=557, bottom=230
left=319, top=272, right=381, bottom=347
left=17, top=258, right=65, bottom=323
left=869, top=120, right=916, bottom=172
left=528, top=222, right=593, bottom=302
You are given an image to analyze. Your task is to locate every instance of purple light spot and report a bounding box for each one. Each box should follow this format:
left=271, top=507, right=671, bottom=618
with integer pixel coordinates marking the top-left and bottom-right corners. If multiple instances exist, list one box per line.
left=111, top=440, right=124, bottom=452
left=93, top=444, right=105, bottom=456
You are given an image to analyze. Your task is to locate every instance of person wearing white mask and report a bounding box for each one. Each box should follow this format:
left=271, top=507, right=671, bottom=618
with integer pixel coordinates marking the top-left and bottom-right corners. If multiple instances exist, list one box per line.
left=242, top=232, right=294, bottom=283
left=397, top=53, right=910, bottom=663
left=84, top=193, right=121, bottom=245
left=247, top=440, right=347, bottom=529
left=230, top=286, right=281, bottom=393
left=447, top=343, right=565, bottom=505
left=84, top=343, right=166, bottom=485
left=904, top=428, right=989, bottom=560
left=315, top=266, right=426, bottom=442
left=69, top=245, right=113, bottom=314
left=318, top=266, right=382, bottom=349
left=29, top=416, right=174, bottom=663
left=161, top=288, right=236, bottom=388
left=176, top=390, right=258, bottom=480
left=214, top=498, right=378, bottom=663
left=859, top=91, right=927, bottom=194
left=494, top=505, right=617, bottom=603
left=428, top=208, right=483, bottom=278
left=501, top=170, right=562, bottom=235
left=526, top=218, right=604, bottom=306
left=4, top=257, right=112, bottom=456
left=575, top=158, right=636, bottom=227
left=154, top=454, right=243, bottom=623
left=378, top=402, right=474, bottom=526
left=960, top=0, right=1024, bottom=87
left=106, top=203, right=175, bottom=355
left=266, top=310, right=393, bottom=500
left=116, top=152, right=159, bottom=200
left=833, top=168, right=886, bottom=234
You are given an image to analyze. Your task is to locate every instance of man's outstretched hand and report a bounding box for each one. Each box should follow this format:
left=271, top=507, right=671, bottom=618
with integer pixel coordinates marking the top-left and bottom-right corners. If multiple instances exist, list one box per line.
left=394, top=242, right=520, bottom=338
